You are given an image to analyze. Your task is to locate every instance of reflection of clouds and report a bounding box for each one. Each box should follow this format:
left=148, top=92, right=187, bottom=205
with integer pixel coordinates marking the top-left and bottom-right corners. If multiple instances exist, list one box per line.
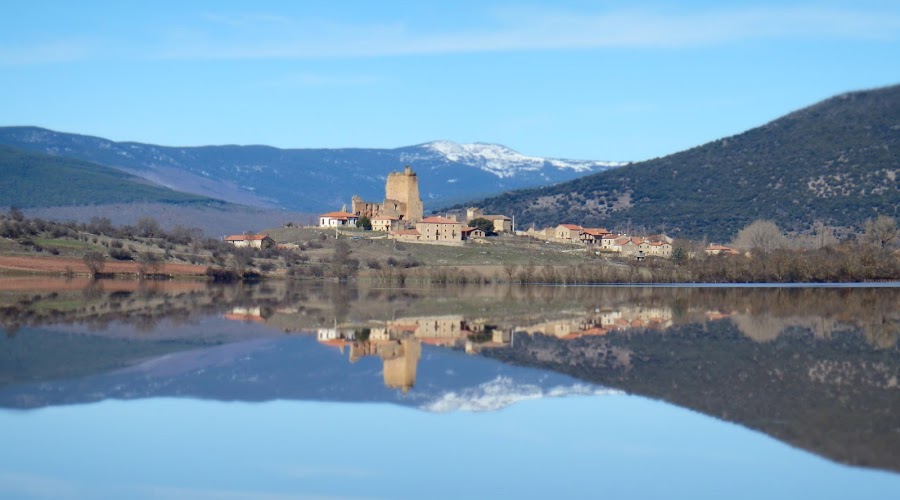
left=423, top=376, right=620, bottom=413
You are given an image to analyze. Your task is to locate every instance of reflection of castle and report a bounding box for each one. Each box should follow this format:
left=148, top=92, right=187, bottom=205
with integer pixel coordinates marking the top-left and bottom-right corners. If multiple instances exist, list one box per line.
left=316, top=315, right=514, bottom=392
left=317, top=328, right=422, bottom=393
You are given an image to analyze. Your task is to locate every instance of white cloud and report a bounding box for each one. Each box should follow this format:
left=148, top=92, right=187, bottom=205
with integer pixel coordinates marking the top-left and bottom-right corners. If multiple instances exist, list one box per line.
left=156, top=5, right=900, bottom=61
left=2, top=5, right=899, bottom=64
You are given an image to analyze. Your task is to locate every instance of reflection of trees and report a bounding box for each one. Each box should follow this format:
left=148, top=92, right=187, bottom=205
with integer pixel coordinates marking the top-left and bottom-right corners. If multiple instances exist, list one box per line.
left=2, top=281, right=898, bottom=349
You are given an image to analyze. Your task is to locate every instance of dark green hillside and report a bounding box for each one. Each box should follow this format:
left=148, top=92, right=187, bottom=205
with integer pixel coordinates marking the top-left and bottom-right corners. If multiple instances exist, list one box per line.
left=0, top=145, right=218, bottom=208
left=467, top=85, right=900, bottom=241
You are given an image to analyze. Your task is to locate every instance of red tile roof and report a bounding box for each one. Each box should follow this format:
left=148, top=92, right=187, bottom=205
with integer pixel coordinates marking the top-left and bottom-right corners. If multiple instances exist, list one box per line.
left=225, top=233, right=270, bottom=241
left=419, top=216, right=463, bottom=224
left=582, top=228, right=610, bottom=237
left=320, top=211, right=358, bottom=219
left=558, top=224, right=582, bottom=230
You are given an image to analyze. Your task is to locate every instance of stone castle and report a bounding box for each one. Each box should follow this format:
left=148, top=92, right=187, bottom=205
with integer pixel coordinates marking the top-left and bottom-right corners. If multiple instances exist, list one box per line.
left=352, top=165, right=424, bottom=225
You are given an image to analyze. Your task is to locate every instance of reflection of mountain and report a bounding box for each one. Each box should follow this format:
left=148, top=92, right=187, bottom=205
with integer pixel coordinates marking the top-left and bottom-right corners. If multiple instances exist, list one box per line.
left=0, top=333, right=610, bottom=412
left=481, top=320, right=900, bottom=473
left=3, top=280, right=899, bottom=474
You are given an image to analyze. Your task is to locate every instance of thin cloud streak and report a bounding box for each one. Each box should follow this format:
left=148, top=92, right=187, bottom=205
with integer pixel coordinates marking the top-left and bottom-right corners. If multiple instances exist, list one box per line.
left=158, top=6, right=900, bottom=61
left=2, top=6, right=899, bottom=65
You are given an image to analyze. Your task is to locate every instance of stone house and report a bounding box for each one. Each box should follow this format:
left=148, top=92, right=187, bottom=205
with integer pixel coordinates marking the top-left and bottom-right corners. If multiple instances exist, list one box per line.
left=555, top=224, right=583, bottom=241
left=391, top=229, right=421, bottom=241
left=615, top=237, right=643, bottom=256
left=466, top=207, right=513, bottom=233
left=646, top=241, right=673, bottom=257
left=224, top=233, right=276, bottom=249
left=706, top=244, right=740, bottom=256
left=580, top=228, right=611, bottom=245
left=416, top=216, right=465, bottom=243
left=372, top=216, right=400, bottom=232
left=462, top=226, right=486, bottom=240
left=319, top=211, right=359, bottom=228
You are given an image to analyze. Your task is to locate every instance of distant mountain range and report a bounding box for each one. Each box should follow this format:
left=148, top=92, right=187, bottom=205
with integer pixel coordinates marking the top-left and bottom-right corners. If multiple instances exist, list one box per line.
left=0, top=145, right=218, bottom=208
left=0, top=126, right=625, bottom=213
left=463, top=84, right=900, bottom=241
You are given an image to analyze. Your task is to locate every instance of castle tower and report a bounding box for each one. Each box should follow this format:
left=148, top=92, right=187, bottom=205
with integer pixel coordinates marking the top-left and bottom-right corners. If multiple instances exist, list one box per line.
left=384, top=165, right=424, bottom=224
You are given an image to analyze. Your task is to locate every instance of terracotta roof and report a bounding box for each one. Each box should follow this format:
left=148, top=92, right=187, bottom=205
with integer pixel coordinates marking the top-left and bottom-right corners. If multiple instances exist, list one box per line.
left=558, top=224, right=582, bottom=230
left=461, top=227, right=482, bottom=234
left=225, top=233, right=270, bottom=241
left=223, top=313, right=266, bottom=323
left=372, top=216, right=399, bottom=221
left=320, top=211, right=358, bottom=219
left=582, top=228, right=610, bottom=237
left=419, top=216, right=463, bottom=224
left=600, top=234, right=619, bottom=240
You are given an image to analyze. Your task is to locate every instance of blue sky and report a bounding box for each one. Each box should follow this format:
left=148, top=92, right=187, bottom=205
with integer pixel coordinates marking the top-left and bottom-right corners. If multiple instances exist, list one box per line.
left=2, top=0, right=899, bottom=161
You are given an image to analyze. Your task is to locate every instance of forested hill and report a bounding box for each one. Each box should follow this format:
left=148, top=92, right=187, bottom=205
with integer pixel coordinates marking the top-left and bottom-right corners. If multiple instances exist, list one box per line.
left=0, top=145, right=221, bottom=208
left=464, top=84, right=900, bottom=241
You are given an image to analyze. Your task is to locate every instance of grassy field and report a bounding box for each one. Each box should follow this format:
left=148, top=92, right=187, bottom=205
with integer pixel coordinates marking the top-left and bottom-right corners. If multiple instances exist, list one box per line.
left=263, top=226, right=594, bottom=268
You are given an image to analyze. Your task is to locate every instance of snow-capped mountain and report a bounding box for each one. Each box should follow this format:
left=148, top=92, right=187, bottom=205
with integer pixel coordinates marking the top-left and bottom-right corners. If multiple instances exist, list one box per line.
left=0, top=127, right=628, bottom=212
left=407, top=140, right=627, bottom=179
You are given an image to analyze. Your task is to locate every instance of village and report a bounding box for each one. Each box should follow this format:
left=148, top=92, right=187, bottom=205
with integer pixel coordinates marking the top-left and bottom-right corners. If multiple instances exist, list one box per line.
left=225, top=165, right=738, bottom=259
left=224, top=301, right=735, bottom=394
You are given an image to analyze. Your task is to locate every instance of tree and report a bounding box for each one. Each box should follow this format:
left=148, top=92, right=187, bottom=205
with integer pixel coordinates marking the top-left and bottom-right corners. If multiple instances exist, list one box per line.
left=357, top=216, right=372, bottom=231
left=733, top=220, right=785, bottom=253
left=135, top=216, right=162, bottom=238
left=83, top=251, right=107, bottom=277
left=137, top=251, right=163, bottom=277
left=8, top=206, right=25, bottom=222
left=469, top=217, right=496, bottom=236
left=330, top=240, right=358, bottom=280
left=863, top=215, right=898, bottom=249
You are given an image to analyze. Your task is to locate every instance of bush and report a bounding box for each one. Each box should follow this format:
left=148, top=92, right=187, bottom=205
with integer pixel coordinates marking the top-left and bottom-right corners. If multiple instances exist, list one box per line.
left=109, top=248, right=133, bottom=260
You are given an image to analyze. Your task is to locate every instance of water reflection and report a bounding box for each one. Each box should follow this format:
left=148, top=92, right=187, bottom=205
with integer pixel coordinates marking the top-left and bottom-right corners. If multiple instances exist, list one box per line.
left=1, top=278, right=899, bottom=475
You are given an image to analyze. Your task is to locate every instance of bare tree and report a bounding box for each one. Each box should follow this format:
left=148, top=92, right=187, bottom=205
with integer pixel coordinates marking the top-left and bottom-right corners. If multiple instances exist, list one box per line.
left=733, top=220, right=785, bottom=253
left=863, top=215, right=898, bottom=249
left=83, top=251, right=107, bottom=277
left=137, top=251, right=163, bottom=277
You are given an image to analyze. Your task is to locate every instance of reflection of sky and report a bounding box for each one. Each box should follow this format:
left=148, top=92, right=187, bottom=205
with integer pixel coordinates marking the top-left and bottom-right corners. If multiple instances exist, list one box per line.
left=2, top=396, right=898, bottom=500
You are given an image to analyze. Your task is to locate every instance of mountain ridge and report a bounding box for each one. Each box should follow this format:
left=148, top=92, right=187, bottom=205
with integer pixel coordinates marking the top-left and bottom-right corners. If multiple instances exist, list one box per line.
left=0, top=126, right=625, bottom=213
left=461, top=84, right=900, bottom=241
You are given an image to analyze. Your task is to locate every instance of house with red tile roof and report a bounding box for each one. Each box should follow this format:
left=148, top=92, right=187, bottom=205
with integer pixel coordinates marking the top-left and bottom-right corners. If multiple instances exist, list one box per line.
left=580, top=228, right=612, bottom=245
left=371, top=216, right=400, bottom=232
left=705, top=244, right=740, bottom=256
left=224, top=233, right=276, bottom=249
left=319, top=211, right=359, bottom=228
left=555, top=224, right=583, bottom=241
left=416, top=216, right=465, bottom=243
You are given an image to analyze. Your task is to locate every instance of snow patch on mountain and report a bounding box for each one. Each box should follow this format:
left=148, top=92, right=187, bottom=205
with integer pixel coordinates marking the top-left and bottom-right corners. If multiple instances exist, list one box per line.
left=422, top=375, right=621, bottom=413
left=401, top=140, right=628, bottom=179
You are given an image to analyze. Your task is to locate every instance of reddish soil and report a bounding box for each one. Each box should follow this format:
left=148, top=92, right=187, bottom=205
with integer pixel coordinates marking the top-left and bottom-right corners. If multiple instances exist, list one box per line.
left=0, top=255, right=207, bottom=276
left=0, top=276, right=207, bottom=292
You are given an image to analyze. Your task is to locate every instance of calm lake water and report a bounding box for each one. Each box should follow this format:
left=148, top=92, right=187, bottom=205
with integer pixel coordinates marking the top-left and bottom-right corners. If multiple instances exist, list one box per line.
left=1, top=278, right=899, bottom=499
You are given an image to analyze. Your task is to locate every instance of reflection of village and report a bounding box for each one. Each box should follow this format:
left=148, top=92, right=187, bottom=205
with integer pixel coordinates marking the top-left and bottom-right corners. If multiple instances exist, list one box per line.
left=225, top=304, right=739, bottom=393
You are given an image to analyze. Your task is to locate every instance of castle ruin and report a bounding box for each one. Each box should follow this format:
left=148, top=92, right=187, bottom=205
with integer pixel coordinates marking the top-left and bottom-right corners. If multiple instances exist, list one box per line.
left=352, top=165, right=424, bottom=225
